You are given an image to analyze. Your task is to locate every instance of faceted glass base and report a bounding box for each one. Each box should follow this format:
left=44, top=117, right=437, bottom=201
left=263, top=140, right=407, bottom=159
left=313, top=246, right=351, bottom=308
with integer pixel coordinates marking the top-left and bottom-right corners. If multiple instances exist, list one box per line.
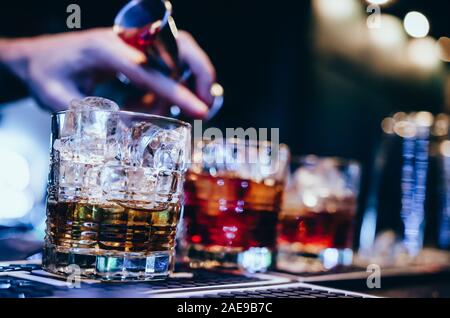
left=43, top=243, right=174, bottom=281
left=186, top=244, right=273, bottom=273
left=276, top=246, right=353, bottom=273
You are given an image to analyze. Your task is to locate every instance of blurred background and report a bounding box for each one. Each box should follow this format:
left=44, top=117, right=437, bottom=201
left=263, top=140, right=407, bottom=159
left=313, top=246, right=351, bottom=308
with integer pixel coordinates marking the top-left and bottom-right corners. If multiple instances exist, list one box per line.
left=0, top=0, right=449, bottom=259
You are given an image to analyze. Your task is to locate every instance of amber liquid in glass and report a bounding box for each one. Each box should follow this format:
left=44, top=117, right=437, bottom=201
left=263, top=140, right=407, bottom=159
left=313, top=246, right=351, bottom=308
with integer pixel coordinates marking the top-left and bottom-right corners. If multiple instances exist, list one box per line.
left=44, top=200, right=181, bottom=278
left=46, top=200, right=181, bottom=252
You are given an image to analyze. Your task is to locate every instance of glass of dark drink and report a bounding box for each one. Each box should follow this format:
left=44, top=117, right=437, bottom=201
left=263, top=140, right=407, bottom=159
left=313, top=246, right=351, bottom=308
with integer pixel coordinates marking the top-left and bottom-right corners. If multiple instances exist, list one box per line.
left=181, top=138, right=290, bottom=272
left=277, top=156, right=361, bottom=273
left=43, top=97, right=191, bottom=281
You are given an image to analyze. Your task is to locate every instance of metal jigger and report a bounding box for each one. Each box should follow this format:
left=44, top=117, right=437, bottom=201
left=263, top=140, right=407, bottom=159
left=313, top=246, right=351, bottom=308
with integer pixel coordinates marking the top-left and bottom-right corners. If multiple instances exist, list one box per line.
left=109, top=0, right=224, bottom=120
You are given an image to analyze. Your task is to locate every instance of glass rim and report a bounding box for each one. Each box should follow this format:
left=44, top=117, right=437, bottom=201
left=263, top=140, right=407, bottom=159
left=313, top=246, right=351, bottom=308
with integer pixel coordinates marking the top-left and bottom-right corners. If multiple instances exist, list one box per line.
left=53, top=109, right=191, bottom=129
left=291, top=155, right=360, bottom=168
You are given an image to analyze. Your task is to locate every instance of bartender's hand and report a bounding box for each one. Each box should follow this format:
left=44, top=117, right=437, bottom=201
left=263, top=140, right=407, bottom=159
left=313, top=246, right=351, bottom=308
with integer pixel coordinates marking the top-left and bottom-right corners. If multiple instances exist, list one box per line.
left=0, top=28, right=216, bottom=118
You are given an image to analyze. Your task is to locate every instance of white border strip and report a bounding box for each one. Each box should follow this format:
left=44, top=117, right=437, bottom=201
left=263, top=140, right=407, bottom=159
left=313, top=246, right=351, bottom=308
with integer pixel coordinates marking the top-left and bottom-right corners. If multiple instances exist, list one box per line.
left=31, top=270, right=100, bottom=284
left=142, top=273, right=291, bottom=295
left=152, top=282, right=378, bottom=298
left=0, top=260, right=41, bottom=266
left=0, top=271, right=69, bottom=287
left=269, top=264, right=450, bottom=283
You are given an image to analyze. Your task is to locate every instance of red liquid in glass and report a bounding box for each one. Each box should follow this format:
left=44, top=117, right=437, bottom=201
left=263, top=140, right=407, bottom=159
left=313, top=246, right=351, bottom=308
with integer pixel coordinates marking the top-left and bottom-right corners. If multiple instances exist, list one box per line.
left=116, top=22, right=160, bottom=52
left=183, top=172, right=284, bottom=251
left=277, top=198, right=356, bottom=254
